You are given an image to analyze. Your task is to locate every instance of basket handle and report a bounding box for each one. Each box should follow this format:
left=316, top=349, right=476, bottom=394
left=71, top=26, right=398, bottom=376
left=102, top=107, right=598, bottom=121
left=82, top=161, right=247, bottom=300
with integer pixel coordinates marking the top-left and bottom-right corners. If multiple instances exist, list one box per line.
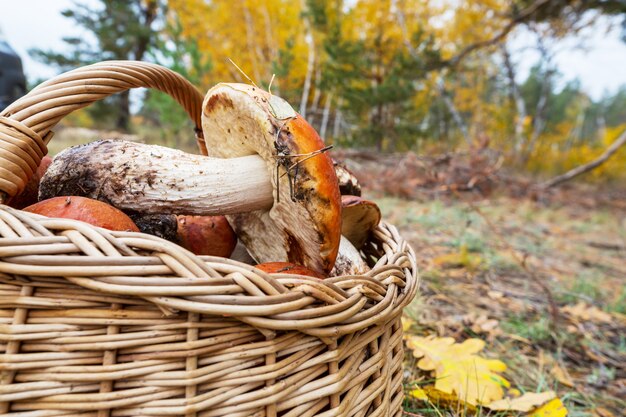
left=0, top=60, right=206, bottom=203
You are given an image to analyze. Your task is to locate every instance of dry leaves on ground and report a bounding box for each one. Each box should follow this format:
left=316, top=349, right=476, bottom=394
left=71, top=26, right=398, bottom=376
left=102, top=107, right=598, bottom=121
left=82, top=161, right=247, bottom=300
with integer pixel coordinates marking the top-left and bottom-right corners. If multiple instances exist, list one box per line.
left=404, top=332, right=568, bottom=415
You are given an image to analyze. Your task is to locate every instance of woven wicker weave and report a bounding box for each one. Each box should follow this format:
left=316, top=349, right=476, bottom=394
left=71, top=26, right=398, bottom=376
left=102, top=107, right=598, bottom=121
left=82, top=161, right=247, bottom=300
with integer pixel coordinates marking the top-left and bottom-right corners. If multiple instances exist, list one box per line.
left=0, top=61, right=419, bottom=416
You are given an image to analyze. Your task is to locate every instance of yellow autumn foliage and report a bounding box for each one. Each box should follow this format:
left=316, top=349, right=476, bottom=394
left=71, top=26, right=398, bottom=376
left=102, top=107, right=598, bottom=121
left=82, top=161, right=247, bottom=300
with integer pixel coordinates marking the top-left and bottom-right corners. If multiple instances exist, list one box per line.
left=527, top=124, right=626, bottom=181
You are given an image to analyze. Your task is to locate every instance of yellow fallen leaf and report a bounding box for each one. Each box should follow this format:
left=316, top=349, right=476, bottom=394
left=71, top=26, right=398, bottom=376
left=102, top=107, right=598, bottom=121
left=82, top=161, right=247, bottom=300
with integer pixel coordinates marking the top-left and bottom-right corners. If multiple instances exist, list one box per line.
left=420, top=386, right=478, bottom=413
left=529, top=398, right=568, bottom=417
left=409, top=386, right=428, bottom=401
left=433, top=245, right=483, bottom=270
left=561, top=302, right=612, bottom=323
left=487, top=391, right=556, bottom=411
left=551, top=364, right=575, bottom=387
left=508, top=388, right=522, bottom=397
left=406, top=335, right=509, bottom=406
left=402, top=316, right=415, bottom=332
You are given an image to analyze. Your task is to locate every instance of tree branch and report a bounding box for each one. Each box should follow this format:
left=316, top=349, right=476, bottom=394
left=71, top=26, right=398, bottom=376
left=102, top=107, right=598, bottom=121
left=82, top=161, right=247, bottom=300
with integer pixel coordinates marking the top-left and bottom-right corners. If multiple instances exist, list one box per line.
left=540, top=128, right=626, bottom=188
left=441, top=0, right=551, bottom=68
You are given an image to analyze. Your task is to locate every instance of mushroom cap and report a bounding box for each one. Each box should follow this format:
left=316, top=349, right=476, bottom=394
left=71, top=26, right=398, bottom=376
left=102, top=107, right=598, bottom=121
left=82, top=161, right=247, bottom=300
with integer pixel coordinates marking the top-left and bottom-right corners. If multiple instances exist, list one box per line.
left=201, top=83, right=341, bottom=275
left=255, top=262, right=324, bottom=278
left=341, top=195, right=381, bottom=249
left=333, top=160, right=361, bottom=196
left=8, top=156, right=53, bottom=209
left=176, top=215, right=237, bottom=258
left=24, top=196, right=139, bottom=232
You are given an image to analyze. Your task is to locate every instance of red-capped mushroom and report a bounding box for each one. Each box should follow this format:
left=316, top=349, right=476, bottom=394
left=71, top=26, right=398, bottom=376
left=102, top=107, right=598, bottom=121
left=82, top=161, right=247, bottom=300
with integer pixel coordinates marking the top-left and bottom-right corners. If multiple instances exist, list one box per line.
left=202, top=83, right=341, bottom=275
left=255, top=262, right=323, bottom=278
left=127, top=213, right=237, bottom=258
left=176, top=215, right=236, bottom=257
left=24, top=196, right=139, bottom=232
left=8, top=155, right=52, bottom=209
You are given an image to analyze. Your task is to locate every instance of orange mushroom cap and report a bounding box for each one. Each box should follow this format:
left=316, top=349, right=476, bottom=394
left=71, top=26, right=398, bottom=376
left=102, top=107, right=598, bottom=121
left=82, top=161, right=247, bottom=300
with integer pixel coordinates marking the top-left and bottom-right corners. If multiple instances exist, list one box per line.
left=255, top=262, right=324, bottom=278
left=24, top=196, right=139, bottom=232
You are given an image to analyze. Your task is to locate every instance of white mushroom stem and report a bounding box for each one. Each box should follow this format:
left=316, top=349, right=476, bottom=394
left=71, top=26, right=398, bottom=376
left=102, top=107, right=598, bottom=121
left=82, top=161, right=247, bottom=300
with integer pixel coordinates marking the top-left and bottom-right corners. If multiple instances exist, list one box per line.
left=330, top=236, right=370, bottom=276
left=40, top=140, right=274, bottom=216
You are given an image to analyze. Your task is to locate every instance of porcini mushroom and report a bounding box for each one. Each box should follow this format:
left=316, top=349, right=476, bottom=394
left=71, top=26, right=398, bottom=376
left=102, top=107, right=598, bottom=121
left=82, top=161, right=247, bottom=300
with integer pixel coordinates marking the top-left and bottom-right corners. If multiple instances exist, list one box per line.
left=40, top=85, right=341, bottom=275
left=341, top=195, right=381, bottom=249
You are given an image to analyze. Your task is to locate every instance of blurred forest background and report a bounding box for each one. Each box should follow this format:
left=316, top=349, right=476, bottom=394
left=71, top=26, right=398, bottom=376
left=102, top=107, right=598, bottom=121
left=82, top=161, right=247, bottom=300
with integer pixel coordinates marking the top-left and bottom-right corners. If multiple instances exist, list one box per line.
left=26, top=0, right=626, bottom=183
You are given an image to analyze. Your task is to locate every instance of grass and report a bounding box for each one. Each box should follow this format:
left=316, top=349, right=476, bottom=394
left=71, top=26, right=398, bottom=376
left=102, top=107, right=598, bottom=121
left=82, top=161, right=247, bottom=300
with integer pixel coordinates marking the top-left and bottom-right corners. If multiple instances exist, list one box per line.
left=501, top=315, right=553, bottom=344
left=395, top=195, right=625, bottom=416
left=555, top=270, right=607, bottom=305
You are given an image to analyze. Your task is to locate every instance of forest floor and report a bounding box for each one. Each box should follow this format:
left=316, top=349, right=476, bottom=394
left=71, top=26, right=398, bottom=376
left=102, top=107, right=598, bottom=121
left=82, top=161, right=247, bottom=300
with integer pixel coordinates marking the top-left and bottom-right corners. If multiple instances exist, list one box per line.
left=372, top=194, right=625, bottom=416
left=332, top=145, right=625, bottom=416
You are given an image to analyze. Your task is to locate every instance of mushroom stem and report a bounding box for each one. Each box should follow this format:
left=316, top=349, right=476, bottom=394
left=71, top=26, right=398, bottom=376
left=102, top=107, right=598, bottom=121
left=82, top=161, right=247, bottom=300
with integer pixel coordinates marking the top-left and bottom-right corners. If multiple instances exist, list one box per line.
left=40, top=140, right=274, bottom=216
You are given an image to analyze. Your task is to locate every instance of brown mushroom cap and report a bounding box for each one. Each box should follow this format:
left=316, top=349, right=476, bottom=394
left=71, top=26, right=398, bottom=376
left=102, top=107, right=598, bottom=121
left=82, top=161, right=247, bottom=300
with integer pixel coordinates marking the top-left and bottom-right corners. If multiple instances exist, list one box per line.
left=24, top=196, right=139, bottom=232
left=8, top=156, right=52, bottom=209
left=341, top=195, right=381, bottom=249
left=255, top=262, right=324, bottom=278
left=127, top=213, right=237, bottom=258
left=202, top=83, right=341, bottom=275
left=176, top=215, right=236, bottom=258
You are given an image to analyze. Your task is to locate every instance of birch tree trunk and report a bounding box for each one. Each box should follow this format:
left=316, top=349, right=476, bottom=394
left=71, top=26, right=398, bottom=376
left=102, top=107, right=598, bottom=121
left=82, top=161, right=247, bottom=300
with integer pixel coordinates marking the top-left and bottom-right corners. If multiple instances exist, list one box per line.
left=299, top=0, right=315, bottom=119
left=320, top=93, right=333, bottom=140
left=438, top=76, right=470, bottom=146
left=522, top=37, right=554, bottom=163
left=501, top=45, right=527, bottom=151
left=242, top=1, right=262, bottom=84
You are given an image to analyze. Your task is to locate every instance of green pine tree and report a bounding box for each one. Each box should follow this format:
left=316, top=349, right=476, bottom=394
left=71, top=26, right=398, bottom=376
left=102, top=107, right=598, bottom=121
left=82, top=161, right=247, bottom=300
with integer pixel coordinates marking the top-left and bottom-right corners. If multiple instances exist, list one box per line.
left=30, top=0, right=165, bottom=131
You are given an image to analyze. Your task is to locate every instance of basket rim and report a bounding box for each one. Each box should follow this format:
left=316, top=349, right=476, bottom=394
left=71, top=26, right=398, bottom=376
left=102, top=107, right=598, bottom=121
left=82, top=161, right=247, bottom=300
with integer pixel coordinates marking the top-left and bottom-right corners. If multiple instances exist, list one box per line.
left=0, top=203, right=419, bottom=336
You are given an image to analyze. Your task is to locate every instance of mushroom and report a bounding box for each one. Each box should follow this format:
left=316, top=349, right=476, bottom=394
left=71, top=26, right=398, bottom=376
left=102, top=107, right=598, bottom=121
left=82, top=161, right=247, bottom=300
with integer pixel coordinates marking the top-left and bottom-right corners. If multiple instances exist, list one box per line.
left=40, top=84, right=342, bottom=275
left=8, top=156, right=52, bottom=209
left=131, top=213, right=237, bottom=258
left=176, top=215, right=236, bottom=257
left=341, top=195, right=381, bottom=249
left=328, top=197, right=381, bottom=276
left=333, top=160, right=362, bottom=196
left=255, top=262, right=323, bottom=278
left=230, top=241, right=256, bottom=265
left=24, top=196, right=139, bottom=232
left=330, top=236, right=370, bottom=276
left=201, top=83, right=341, bottom=275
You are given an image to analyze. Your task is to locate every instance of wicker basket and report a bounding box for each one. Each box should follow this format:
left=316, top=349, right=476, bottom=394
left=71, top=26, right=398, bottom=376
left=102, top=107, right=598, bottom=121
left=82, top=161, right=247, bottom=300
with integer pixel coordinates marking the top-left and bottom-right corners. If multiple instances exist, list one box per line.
left=0, top=61, right=419, bottom=416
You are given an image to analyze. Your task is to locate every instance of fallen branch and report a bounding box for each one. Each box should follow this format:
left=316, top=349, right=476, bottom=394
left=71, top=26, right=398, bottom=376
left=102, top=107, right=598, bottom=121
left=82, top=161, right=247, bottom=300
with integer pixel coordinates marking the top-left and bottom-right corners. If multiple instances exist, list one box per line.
left=540, top=128, right=626, bottom=188
left=585, top=240, right=625, bottom=251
